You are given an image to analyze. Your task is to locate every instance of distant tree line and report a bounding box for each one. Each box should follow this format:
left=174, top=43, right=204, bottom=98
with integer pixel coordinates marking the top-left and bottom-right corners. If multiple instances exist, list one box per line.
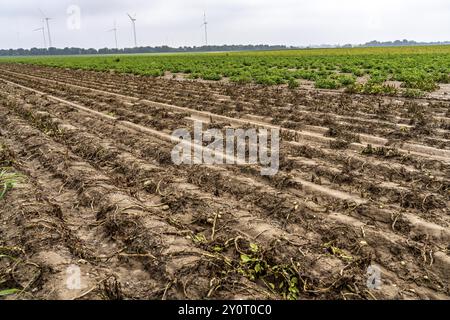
left=306, top=40, right=450, bottom=49
left=1, top=41, right=449, bottom=57
left=0, top=45, right=291, bottom=57
left=359, top=40, right=450, bottom=47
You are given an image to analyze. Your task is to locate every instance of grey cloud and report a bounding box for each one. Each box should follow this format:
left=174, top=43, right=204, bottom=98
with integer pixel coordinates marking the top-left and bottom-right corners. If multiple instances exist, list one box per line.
left=0, top=0, right=449, bottom=49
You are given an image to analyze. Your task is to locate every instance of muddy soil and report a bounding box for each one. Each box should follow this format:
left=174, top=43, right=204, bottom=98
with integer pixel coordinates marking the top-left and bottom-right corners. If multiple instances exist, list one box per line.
left=0, top=64, right=448, bottom=300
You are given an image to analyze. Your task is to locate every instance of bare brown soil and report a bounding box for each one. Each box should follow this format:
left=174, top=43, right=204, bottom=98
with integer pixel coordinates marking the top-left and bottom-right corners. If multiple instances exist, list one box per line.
left=0, top=63, right=448, bottom=300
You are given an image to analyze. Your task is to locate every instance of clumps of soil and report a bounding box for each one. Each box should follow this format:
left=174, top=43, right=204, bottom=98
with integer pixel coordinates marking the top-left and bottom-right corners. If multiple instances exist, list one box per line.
left=2, top=64, right=450, bottom=300
left=0, top=144, right=16, bottom=167
left=206, top=121, right=231, bottom=130
left=0, top=247, right=44, bottom=298
left=330, top=139, right=350, bottom=150
left=361, top=144, right=402, bottom=159
left=398, top=191, right=446, bottom=212
left=100, top=206, right=165, bottom=279
left=186, top=166, right=223, bottom=197
left=265, top=173, right=301, bottom=189
left=100, top=276, right=124, bottom=300
left=162, top=191, right=208, bottom=213
left=373, top=101, right=395, bottom=120
left=405, top=101, right=435, bottom=135
left=326, top=126, right=361, bottom=144
left=201, top=236, right=362, bottom=300
left=288, top=144, right=322, bottom=159
left=142, top=145, right=173, bottom=165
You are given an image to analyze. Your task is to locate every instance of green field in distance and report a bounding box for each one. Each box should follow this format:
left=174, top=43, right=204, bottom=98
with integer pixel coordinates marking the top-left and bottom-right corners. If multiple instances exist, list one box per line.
left=3, top=45, right=450, bottom=96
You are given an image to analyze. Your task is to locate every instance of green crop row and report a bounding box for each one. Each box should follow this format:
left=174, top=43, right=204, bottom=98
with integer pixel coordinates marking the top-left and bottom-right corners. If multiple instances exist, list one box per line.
left=2, top=45, right=450, bottom=95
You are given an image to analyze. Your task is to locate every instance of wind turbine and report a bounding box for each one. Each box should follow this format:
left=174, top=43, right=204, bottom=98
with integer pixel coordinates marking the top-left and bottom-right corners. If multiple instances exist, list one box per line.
left=127, top=13, right=137, bottom=47
left=39, top=9, right=52, bottom=48
left=33, top=25, right=47, bottom=48
left=202, top=12, right=208, bottom=46
left=108, top=21, right=118, bottom=50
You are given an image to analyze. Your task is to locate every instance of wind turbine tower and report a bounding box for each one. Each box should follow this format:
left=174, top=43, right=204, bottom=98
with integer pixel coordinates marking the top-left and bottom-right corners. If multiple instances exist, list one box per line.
left=39, top=9, right=52, bottom=48
left=127, top=13, right=137, bottom=47
left=202, top=12, right=208, bottom=46
left=33, top=25, right=47, bottom=48
left=108, top=21, right=119, bottom=50
left=44, top=17, right=52, bottom=47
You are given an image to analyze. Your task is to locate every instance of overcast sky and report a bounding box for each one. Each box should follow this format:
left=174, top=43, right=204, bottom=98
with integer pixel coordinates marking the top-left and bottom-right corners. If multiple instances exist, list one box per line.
left=1, top=0, right=449, bottom=49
